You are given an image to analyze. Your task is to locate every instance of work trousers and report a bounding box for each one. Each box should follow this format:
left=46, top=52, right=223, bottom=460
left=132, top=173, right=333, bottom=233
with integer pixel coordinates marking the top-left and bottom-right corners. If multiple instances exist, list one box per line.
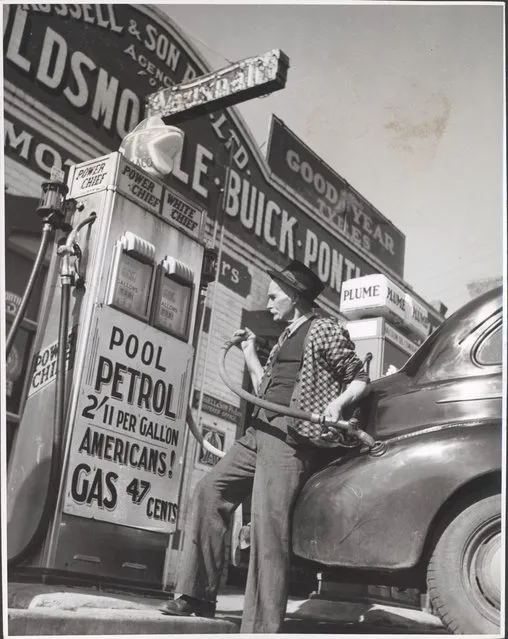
left=176, top=416, right=322, bottom=633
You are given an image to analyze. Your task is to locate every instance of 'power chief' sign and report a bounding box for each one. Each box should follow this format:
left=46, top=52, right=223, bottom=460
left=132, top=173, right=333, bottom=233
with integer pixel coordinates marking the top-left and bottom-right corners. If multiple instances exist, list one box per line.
left=266, top=116, right=405, bottom=277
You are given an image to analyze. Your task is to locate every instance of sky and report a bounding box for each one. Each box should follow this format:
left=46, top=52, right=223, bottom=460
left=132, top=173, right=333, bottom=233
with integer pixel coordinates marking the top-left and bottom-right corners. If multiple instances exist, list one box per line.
left=158, top=1, right=505, bottom=314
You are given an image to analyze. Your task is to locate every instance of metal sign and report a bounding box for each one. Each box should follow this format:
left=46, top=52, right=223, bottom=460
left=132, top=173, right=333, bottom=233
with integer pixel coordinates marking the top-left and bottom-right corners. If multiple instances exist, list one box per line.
left=27, top=329, right=77, bottom=398
left=218, top=252, right=252, bottom=298
left=192, top=390, right=242, bottom=422
left=266, top=116, right=406, bottom=276
left=145, top=49, right=289, bottom=123
left=197, top=424, right=226, bottom=467
left=161, top=187, right=205, bottom=239
left=117, top=159, right=164, bottom=215
left=384, top=322, right=418, bottom=356
left=340, top=274, right=431, bottom=341
left=340, top=274, right=407, bottom=326
left=69, top=156, right=115, bottom=198
left=62, top=308, right=193, bottom=532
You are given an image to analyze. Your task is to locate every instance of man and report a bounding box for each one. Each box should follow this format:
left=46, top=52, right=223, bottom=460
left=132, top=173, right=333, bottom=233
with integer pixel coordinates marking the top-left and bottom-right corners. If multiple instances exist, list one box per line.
left=160, top=260, right=369, bottom=633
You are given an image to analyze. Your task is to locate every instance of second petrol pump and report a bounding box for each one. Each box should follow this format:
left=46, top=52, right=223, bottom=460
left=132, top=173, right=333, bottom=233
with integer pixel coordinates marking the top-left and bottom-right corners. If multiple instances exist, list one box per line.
left=339, top=273, right=431, bottom=378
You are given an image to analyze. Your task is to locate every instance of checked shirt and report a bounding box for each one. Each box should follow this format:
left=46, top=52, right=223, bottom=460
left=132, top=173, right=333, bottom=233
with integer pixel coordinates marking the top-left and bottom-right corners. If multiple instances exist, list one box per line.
left=288, top=316, right=368, bottom=440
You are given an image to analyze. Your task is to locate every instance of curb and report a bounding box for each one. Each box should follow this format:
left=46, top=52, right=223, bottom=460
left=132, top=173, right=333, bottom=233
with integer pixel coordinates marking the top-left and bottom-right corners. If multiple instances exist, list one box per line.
left=292, top=598, right=446, bottom=631
left=8, top=608, right=238, bottom=636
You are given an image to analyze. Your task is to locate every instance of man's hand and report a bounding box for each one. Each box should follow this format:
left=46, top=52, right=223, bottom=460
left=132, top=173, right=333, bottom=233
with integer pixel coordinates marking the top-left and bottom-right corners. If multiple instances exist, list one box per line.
left=232, top=328, right=257, bottom=355
left=322, top=397, right=345, bottom=424
left=324, top=380, right=368, bottom=423
left=231, top=328, right=263, bottom=393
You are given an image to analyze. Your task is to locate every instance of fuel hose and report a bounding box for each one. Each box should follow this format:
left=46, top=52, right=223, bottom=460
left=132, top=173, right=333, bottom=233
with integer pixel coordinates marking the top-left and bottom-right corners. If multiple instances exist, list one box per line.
left=219, top=336, right=381, bottom=450
left=8, top=276, right=71, bottom=567
left=8, top=213, right=97, bottom=568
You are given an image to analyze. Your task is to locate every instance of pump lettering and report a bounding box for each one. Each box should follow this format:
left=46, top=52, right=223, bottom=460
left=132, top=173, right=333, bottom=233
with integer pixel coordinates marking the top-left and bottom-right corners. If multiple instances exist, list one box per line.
left=31, top=359, right=58, bottom=389
left=29, top=333, right=76, bottom=394
left=139, top=416, right=179, bottom=445
left=70, top=462, right=118, bottom=509
left=120, top=164, right=162, bottom=208
left=76, top=162, right=107, bottom=189
left=78, top=426, right=169, bottom=476
left=165, top=192, right=200, bottom=231
left=387, top=288, right=406, bottom=311
left=108, top=326, right=166, bottom=371
left=94, top=356, right=176, bottom=419
left=146, top=497, right=178, bottom=523
left=343, top=285, right=381, bottom=301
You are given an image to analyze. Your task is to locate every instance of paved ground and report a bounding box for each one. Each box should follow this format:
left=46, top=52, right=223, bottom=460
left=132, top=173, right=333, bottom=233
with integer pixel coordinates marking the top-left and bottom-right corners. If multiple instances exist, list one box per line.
left=7, top=581, right=448, bottom=635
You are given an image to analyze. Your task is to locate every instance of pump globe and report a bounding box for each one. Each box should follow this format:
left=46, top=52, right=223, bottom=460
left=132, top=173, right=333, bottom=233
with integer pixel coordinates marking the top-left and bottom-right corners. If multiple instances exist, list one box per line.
left=120, top=116, right=184, bottom=178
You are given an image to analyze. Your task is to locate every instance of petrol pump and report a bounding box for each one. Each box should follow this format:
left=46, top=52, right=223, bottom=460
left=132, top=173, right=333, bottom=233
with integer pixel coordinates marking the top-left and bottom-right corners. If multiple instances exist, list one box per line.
left=7, top=147, right=209, bottom=590
left=339, top=274, right=431, bottom=379
left=6, top=46, right=291, bottom=593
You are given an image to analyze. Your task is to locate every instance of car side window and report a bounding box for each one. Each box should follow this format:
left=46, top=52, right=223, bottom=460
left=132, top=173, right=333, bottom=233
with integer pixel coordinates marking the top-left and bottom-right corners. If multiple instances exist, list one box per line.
left=474, top=323, right=502, bottom=366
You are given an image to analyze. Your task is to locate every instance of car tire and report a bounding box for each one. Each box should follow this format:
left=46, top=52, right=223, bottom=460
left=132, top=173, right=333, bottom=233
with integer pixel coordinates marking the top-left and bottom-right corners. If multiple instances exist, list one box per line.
left=427, top=494, right=501, bottom=634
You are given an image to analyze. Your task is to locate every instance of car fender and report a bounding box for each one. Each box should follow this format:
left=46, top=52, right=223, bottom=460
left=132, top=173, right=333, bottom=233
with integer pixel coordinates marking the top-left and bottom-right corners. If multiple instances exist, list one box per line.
left=292, top=421, right=500, bottom=570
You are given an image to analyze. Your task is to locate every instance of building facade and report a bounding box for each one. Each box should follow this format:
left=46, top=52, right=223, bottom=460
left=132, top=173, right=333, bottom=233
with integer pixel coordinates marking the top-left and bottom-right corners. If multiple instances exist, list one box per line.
left=4, top=4, right=444, bottom=587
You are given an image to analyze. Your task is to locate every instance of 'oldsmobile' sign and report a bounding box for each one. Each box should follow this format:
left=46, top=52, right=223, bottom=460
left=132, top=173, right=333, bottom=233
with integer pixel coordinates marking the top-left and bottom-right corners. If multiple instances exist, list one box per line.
left=266, top=116, right=406, bottom=277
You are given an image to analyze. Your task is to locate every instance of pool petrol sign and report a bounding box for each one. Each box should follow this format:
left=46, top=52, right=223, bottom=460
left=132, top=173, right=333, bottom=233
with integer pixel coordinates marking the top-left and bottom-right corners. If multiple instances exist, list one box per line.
left=4, top=4, right=389, bottom=311
left=62, top=308, right=193, bottom=532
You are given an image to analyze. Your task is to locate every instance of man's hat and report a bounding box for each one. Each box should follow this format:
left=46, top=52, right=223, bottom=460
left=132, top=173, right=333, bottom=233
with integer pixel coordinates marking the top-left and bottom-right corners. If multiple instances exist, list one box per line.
left=267, top=260, right=325, bottom=301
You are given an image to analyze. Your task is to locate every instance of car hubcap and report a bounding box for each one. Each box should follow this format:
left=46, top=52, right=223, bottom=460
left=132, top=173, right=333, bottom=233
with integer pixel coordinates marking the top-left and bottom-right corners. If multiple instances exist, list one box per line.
left=475, top=533, right=501, bottom=609
left=463, top=515, right=501, bottom=623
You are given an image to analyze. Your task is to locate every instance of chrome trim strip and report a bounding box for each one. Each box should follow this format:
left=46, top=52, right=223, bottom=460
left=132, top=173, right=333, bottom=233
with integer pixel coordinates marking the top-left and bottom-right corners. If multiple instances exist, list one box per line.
left=383, top=420, right=497, bottom=444
left=436, top=394, right=502, bottom=404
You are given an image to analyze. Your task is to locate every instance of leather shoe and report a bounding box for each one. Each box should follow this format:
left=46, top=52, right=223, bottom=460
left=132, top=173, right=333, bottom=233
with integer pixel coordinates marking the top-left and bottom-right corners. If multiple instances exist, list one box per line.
left=159, top=595, right=216, bottom=619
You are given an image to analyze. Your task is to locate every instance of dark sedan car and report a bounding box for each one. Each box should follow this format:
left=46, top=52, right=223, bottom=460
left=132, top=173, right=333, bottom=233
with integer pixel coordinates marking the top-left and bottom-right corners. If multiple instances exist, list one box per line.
left=292, top=286, right=503, bottom=634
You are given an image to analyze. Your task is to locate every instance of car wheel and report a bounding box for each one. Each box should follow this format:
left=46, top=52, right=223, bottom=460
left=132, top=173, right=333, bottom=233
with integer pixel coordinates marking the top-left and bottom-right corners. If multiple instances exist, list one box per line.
left=427, top=494, right=501, bottom=634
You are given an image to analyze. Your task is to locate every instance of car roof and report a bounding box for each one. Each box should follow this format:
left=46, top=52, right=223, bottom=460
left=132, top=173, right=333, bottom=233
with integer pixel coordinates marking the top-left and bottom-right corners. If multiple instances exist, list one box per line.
left=445, top=285, right=503, bottom=345
left=403, top=285, right=502, bottom=376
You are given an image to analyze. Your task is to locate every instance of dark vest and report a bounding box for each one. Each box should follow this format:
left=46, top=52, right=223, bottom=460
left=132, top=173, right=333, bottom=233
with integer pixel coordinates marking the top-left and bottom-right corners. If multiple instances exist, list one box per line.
left=260, top=320, right=312, bottom=420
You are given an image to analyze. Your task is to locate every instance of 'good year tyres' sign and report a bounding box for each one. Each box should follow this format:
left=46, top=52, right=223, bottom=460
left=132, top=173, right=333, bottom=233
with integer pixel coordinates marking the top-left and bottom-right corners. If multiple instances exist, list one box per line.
left=63, top=307, right=193, bottom=533
left=266, top=116, right=406, bottom=277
